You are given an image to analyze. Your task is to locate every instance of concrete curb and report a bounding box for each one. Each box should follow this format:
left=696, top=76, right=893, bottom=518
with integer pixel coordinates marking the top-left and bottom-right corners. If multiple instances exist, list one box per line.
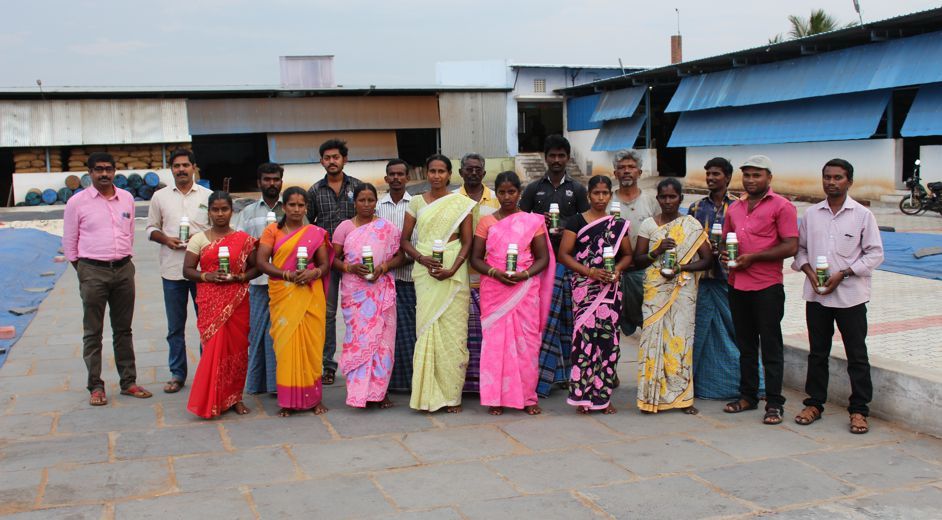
left=783, top=340, right=942, bottom=438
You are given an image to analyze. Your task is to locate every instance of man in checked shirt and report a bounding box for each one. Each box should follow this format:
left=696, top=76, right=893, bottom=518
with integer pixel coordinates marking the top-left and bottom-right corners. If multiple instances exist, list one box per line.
left=306, top=139, right=363, bottom=385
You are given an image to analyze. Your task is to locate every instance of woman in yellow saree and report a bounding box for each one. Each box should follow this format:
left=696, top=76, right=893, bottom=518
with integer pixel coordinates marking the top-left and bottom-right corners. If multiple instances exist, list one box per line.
left=633, top=179, right=713, bottom=414
left=399, top=154, right=476, bottom=413
left=256, top=187, right=333, bottom=417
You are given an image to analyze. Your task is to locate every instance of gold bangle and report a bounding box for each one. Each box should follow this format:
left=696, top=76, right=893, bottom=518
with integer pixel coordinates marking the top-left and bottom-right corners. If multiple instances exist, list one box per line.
left=487, top=267, right=496, bottom=277
left=200, top=272, right=207, bottom=282
left=524, top=270, right=531, bottom=279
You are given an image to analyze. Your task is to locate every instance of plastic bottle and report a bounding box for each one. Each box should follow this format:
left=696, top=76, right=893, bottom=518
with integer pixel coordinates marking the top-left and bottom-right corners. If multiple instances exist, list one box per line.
left=661, top=248, right=677, bottom=277
left=609, top=202, right=621, bottom=219
left=362, top=245, right=375, bottom=280
left=179, top=216, right=190, bottom=242
left=815, top=255, right=830, bottom=294
left=603, top=246, right=616, bottom=273
left=218, top=246, right=230, bottom=274
left=265, top=211, right=277, bottom=225
left=432, top=240, right=445, bottom=264
left=505, top=243, right=519, bottom=275
left=726, top=232, right=739, bottom=268
left=296, top=246, right=308, bottom=270
left=710, top=223, right=723, bottom=248
left=548, top=203, right=560, bottom=231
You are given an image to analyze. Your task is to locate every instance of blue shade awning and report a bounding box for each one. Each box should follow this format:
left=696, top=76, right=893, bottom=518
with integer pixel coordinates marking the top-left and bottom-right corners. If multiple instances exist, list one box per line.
left=589, top=87, right=645, bottom=122
left=591, top=115, right=646, bottom=151
left=901, top=83, right=942, bottom=137
left=667, top=90, right=890, bottom=147
left=567, top=94, right=603, bottom=131
left=666, top=30, right=942, bottom=113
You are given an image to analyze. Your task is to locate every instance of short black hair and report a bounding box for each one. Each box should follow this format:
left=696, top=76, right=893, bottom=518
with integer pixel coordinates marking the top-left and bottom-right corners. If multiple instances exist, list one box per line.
left=587, top=175, right=612, bottom=191
left=87, top=152, right=116, bottom=169
left=543, top=134, right=571, bottom=156
left=656, top=178, right=684, bottom=201
left=208, top=190, right=233, bottom=208
left=494, top=171, right=521, bottom=190
left=319, top=139, right=348, bottom=158
left=353, top=183, right=378, bottom=200
left=704, top=157, right=733, bottom=177
left=386, top=158, right=410, bottom=173
left=169, top=149, right=196, bottom=165
left=257, top=162, right=284, bottom=180
left=822, top=158, right=854, bottom=181
left=425, top=154, right=452, bottom=172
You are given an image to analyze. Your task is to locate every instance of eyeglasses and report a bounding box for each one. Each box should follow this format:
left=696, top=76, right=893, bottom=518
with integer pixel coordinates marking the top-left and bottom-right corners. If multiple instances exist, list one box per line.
left=92, top=166, right=116, bottom=173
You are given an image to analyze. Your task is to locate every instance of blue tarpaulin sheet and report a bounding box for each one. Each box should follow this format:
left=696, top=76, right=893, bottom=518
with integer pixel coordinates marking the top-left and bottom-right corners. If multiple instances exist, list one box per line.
left=0, top=228, right=67, bottom=369
left=877, top=230, right=942, bottom=280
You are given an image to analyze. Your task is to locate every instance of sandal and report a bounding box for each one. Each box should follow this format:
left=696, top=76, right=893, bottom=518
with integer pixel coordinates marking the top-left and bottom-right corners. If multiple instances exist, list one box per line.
left=120, top=385, right=153, bottom=399
left=794, top=406, right=822, bottom=426
left=763, top=408, right=783, bottom=425
left=163, top=380, right=184, bottom=393
left=322, top=370, right=335, bottom=386
left=524, top=405, right=542, bottom=416
left=724, top=399, right=758, bottom=413
left=89, top=389, right=107, bottom=406
left=849, top=413, right=869, bottom=434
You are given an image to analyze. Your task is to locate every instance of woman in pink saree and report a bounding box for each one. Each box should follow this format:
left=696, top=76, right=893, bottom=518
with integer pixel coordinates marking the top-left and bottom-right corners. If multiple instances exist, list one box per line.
left=332, top=184, right=404, bottom=408
left=470, top=172, right=554, bottom=415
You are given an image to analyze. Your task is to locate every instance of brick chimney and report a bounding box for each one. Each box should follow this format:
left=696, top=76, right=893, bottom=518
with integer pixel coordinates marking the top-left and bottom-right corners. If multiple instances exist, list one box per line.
left=671, top=35, right=683, bottom=64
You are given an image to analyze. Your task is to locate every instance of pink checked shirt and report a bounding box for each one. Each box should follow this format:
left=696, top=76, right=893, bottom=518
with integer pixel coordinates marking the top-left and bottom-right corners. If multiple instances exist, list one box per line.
left=792, top=196, right=884, bottom=308
left=62, top=187, right=135, bottom=262
left=722, top=189, right=799, bottom=291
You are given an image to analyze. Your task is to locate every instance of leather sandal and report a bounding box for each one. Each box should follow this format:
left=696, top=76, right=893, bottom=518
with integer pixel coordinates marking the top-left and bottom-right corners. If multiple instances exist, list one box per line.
left=849, top=413, right=869, bottom=434
left=724, top=399, right=758, bottom=413
left=794, top=406, right=822, bottom=425
left=120, top=385, right=153, bottom=398
left=89, top=389, right=107, bottom=406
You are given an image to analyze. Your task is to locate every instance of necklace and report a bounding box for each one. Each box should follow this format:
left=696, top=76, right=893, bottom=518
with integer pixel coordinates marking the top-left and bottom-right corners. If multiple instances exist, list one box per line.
left=353, top=214, right=374, bottom=226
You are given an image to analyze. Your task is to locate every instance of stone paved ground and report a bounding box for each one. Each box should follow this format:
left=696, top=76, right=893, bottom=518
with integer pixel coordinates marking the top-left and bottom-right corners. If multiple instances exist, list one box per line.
left=2, top=213, right=942, bottom=519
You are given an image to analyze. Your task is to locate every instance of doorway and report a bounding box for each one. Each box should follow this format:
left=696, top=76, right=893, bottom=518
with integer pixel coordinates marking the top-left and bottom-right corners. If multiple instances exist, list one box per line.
left=518, top=101, right=563, bottom=153
left=190, top=134, right=270, bottom=192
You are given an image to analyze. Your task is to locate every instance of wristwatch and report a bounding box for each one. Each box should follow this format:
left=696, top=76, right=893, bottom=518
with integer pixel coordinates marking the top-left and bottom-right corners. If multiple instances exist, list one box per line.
left=841, top=268, right=853, bottom=279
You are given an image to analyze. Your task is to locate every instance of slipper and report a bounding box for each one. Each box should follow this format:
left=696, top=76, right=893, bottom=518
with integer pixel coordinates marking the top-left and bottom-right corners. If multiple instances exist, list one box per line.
left=849, top=413, right=869, bottom=434
left=322, top=370, right=335, bottom=386
left=763, top=408, right=783, bottom=425
left=794, top=406, right=822, bottom=425
left=724, top=399, right=758, bottom=413
left=89, top=389, right=107, bottom=406
left=120, top=385, right=153, bottom=399
left=163, top=380, right=184, bottom=393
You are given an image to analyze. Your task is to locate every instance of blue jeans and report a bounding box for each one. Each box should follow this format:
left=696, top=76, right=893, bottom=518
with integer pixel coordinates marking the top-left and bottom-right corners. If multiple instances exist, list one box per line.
left=162, top=278, right=197, bottom=382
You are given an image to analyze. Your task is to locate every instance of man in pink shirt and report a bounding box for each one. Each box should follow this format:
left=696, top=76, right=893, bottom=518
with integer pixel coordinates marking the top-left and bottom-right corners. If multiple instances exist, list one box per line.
left=792, top=159, right=884, bottom=435
left=63, top=152, right=152, bottom=406
left=720, top=155, right=798, bottom=425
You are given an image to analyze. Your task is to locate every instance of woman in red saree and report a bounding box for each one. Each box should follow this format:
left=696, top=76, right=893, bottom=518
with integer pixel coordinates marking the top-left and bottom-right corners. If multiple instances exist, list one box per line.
left=470, top=171, right=554, bottom=416
left=183, top=191, right=259, bottom=418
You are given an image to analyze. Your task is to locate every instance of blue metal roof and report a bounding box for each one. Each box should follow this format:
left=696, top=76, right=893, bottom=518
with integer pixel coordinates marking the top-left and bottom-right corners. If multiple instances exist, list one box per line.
left=667, top=90, right=890, bottom=147
left=591, top=115, right=646, bottom=151
left=902, top=82, right=942, bottom=137
left=666, top=30, right=942, bottom=113
left=567, top=94, right=603, bottom=131
left=589, top=87, right=645, bottom=122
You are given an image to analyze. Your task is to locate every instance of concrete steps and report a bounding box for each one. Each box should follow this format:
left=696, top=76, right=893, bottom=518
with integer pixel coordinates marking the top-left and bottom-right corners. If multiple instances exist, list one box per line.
left=515, top=153, right=585, bottom=181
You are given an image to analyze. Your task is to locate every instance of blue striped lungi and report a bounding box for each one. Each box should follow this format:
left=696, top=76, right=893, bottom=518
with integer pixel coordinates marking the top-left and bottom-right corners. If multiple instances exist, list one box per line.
left=536, top=264, right=573, bottom=397
left=245, top=284, right=277, bottom=394
left=463, top=288, right=482, bottom=393
left=389, top=280, right=417, bottom=392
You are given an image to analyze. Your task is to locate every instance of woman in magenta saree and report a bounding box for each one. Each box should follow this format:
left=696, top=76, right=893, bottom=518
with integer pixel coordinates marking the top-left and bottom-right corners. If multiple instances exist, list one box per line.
left=471, top=172, right=554, bottom=415
left=183, top=191, right=259, bottom=419
left=558, top=176, right=633, bottom=414
left=332, top=184, right=404, bottom=408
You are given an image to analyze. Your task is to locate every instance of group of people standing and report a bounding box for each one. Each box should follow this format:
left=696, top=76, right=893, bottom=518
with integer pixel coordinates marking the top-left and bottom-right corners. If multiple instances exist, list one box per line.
left=62, top=134, right=883, bottom=434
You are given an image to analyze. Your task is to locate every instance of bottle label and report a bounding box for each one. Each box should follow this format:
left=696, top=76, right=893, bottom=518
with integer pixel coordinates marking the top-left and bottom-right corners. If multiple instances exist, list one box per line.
left=664, top=250, right=677, bottom=269
left=179, top=225, right=189, bottom=242
left=219, top=258, right=230, bottom=274
left=726, top=243, right=738, bottom=261
left=816, top=267, right=829, bottom=287
left=432, top=251, right=444, bottom=264
left=604, top=256, right=615, bottom=273
left=363, top=255, right=374, bottom=274
left=506, top=253, right=517, bottom=274
left=549, top=214, right=559, bottom=229
left=297, top=256, right=308, bottom=270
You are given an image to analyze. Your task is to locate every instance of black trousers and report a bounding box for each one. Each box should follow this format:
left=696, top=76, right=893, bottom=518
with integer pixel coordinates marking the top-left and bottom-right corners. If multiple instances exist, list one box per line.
left=78, top=260, right=138, bottom=392
left=728, top=284, right=785, bottom=410
left=804, top=301, right=872, bottom=416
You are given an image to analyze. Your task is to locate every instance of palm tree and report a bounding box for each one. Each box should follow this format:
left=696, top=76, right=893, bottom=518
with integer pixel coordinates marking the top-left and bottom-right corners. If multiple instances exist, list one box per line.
left=787, top=9, right=854, bottom=38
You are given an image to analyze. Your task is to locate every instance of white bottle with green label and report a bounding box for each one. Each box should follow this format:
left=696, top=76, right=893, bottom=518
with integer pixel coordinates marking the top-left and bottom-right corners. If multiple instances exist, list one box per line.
left=660, top=247, right=677, bottom=277
left=179, top=216, right=190, bottom=242
left=815, top=255, right=830, bottom=294
left=362, top=245, right=374, bottom=280
left=296, top=246, right=308, bottom=270
left=265, top=211, right=276, bottom=225
left=506, top=243, right=518, bottom=275
left=710, top=223, right=723, bottom=249
left=726, top=232, right=739, bottom=268
left=609, top=202, right=621, bottom=219
left=548, top=203, right=560, bottom=232
left=603, top=246, right=616, bottom=273
left=218, top=246, right=230, bottom=274
left=432, top=240, right=445, bottom=264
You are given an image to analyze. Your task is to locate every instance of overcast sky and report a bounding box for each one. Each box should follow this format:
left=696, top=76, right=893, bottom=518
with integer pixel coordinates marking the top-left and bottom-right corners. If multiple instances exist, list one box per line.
left=1, top=0, right=939, bottom=88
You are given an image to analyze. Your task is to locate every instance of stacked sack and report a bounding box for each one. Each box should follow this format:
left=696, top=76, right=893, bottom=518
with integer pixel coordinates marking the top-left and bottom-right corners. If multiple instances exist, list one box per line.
left=13, top=148, right=62, bottom=173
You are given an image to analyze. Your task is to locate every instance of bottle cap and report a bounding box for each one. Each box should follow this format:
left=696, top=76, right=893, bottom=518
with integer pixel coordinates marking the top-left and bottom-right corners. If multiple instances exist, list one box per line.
left=726, top=232, right=737, bottom=240
left=711, top=223, right=723, bottom=231
left=549, top=203, right=560, bottom=212
left=266, top=211, right=276, bottom=220
left=603, top=246, right=614, bottom=256
left=507, top=243, right=518, bottom=252
left=433, top=239, right=444, bottom=249
left=218, top=246, right=229, bottom=256
left=610, top=202, right=619, bottom=210
left=816, top=255, right=828, bottom=265
left=297, top=246, right=308, bottom=256
left=362, top=245, right=373, bottom=255
left=180, top=216, right=189, bottom=224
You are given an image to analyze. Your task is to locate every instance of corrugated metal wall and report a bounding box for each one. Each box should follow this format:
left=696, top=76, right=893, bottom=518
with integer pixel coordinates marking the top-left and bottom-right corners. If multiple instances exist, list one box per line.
left=439, top=92, right=508, bottom=158
left=567, top=94, right=602, bottom=131
left=0, top=99, right=189, bottom=147
left=187, top=96, right=440, bottom=135
left=268, top=130, right=398, bottom=163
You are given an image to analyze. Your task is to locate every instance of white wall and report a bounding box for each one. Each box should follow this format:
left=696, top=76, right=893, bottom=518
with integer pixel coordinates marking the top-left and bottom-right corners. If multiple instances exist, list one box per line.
left=565, top=129, right=658, bottom=179
left=282, top=161, right=390, bottom=191
left=13, top=169, right=174, bottom=203
left=685, top=139, right=901, bottom=200
left=920, top=145, right=942, bottom=185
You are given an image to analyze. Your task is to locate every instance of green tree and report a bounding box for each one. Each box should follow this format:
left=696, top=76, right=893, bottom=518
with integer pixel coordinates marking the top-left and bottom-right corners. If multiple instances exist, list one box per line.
left=786, top=9, right=857, bottom=39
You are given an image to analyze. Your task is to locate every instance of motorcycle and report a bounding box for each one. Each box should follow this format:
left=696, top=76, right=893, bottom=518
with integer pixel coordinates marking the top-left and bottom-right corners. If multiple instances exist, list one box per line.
left=900, top=159, right=942, bottom=216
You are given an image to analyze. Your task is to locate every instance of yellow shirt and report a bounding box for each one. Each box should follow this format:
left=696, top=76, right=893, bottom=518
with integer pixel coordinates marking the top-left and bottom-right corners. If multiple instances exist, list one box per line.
left=454, top=185, right=499, bottom=288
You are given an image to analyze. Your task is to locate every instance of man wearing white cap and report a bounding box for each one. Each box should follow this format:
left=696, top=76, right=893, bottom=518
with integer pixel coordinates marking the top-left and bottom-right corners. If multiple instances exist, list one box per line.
left=720, top=155, right=798, bottom=425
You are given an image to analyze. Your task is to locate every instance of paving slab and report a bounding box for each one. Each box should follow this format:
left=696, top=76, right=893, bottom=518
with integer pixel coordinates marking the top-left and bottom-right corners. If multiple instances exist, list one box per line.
left=113, top=423, right=225, bottom=459
left=323, top=404, right=438, bottom=438
left=595, top=435, right=737, bottom=476
left=458, top=493, right=602, bottom=519
left=0, top=433, right=110, bottom=471
left=498, top=415, right=621, bottom=451
left=0, top=469, right=43, bottom=514
left=696, top=457, right=857, bottom=509
left=837, top=485, right=942, bottom=519
left=377, top=508, right=463, bottom=520
left=0, top=505, right=105, bottom=520
left=400, top=426, right=520, bottom=463
left=290, top=437, right=419, bottom=478
left=375, top=461, right=518, bottom=509
left=0, top=374, right=67, bottom=395
left=220, top=415, right=333, bottom=449
left=592, top=406, right=721, bottom=438
left=8, top=389, right=92, bottom=414
left=690, top=424, right=828, bottom=460
left=251, top=476, right=396, bottom=519
left=487, top=449, right=633, bottom=493
left=56, top=403, right=158, bottom=434
left=43, top=459, right=172, bottom=506
left=579, top=475, right=754, bottom=519
left=798, top=446, right=942, bottom=489
left=894, top=434, right=942, bottom=465
left=0, top=413, right=54, bottom=440
left=113, top=489, right=255, bottom=520
left=172, top=446, right=299, bottom=492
